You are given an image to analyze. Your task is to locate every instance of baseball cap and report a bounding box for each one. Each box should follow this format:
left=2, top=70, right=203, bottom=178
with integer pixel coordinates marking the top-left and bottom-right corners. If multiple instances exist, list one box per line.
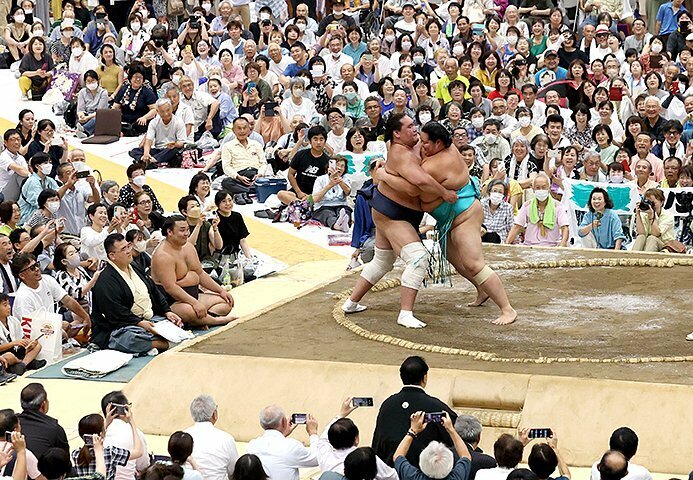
left=544, top=49, right=558, bottom=58
left=60, top=18, right=74, bottom=30
left=595, top=24, right=609, bottom=35
left=686, top=33, right=693, bottom=41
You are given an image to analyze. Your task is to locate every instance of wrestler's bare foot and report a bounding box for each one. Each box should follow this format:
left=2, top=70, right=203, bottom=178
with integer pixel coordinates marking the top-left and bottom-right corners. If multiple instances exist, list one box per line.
left=467, top=291, right=490, bottom=307
left=490, top=308, right=517, bottom=325
left=397, top=311, right=426, bottom=328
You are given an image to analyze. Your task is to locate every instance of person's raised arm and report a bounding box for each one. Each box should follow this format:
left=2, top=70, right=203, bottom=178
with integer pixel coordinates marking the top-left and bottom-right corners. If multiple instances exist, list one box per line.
left=10, top=432, right=27, bottom=480
left=547, top=432, right=571, bottom=479
left=122, top=408, right=144, bottom=459
left=92, top=434, right=107, bottom=477
left=441, top=413, right=471, bottom=460
left=393, top=411, right=425, bottom=463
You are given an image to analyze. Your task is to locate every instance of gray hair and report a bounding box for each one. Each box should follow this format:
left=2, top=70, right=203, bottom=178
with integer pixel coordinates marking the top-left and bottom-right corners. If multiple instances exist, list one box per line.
left=644, top=95, right=661, bottom=107
left=100, top=179, right=118, bottom=196
left=454, top=415, right=483, bottom=444
left=156, top=98, right=172, bottom=109
left=164, top=84, right=180, bottom=96
left=259, top=405, right=285, bottom=430
left=190, top=395, right=217, bottom=422
left=532, top=172, right=551, bottom=189
left=419, top=441, right=454, bottom=479
left=511, top=136, right=530, bottom=149
left=583, top=150, right=601, bottom=162
left=67, top=149, right=85, bottom=160
left=288, top=77, right=306, bottom=89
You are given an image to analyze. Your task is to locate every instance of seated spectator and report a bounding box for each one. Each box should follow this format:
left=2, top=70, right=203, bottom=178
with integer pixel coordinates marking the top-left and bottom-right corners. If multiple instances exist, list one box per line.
left=660, top=157, right=681, bottom=189
left=26, top=120, right=68, bottom=177
left=220, top=117, right=266, bottom=204
left=0, top=292, right=44, bottom=374
left=101, top=391, right=151, bottom=480
left=231, top=455, right=268, bottom=480
left=184, top=395, right=239, bottom=480
left=151, top=215, right=236, bottom=327
left=77, top=70, right=110, bottom=136
left=168, top=432, right=203, bottom=480
left=129, top=98, right=187, bottom=168
left=69, top=38, right=99, bottom=86
left=101, top=180, right=120, bottom=209
left=246, top=405, right=319, bottom=480
left=278, top=125, right=330, bottom=205
left=39, top=446, right=106, bottom=480
left=214, top=191, right=252, bottom=258
left=481, top=180, right=514, bottom=244
left=311, top=156, right=352, bottom=232
left=475, top=434, right=524, bottom=480
left=372, top=356, right=457, bottom=468
left=11, top=252, right=91, bottom=337
left=117, top=163, right=163, bottom=212
left=507, top=469, right=538, bottom=480
left=578, top=187, right=625, bottom=250
left=317, top=398, right=396, bottom=480
left=126, top=229, right=151, bottom=273
left=90, top=234, right=182, bottom=354
left=527, top=436, right=571, bottom=480
left=72, top=412, right=143, bottom=480
left=141, top=462, right=184, bottom=480
left=632, top=188, right=675, bottom=252
left=506, top=174, right=570, bottom=247
left=0, top=410, right=41, bottom=480
left=0, top=129, right=30, bottom=202
left=25, top=188, right=60, bottom=229
left=18, top=37, right=54, bottom=101
left=113, top=65, right=158, bottom=136
left=392, top=411, right=471, bottom=480
left=81, top=204, right=121, bottom=261
left=55, top=162, right=99, bottom=237
left=17, top=383, right=69, bottom=459
left=208, top=77, right=238, bottom=131
left=0, top=201, right=21, bottom=236
left=18, top=153, right=59, bottom=225
left=594, top=451, right=628, bottom=480
left=49, top=18, right=76, bottom=64
left=453, top=415, right=496, bottom=480
left=179, top=75, right=221, bottom=141
left=349, top=159, right=378, bottom=266
left=178, top=196, right=221, bottom=265
left=53, top=243, right=99, bottom=315
left=189, top=173, right=214, bottom=209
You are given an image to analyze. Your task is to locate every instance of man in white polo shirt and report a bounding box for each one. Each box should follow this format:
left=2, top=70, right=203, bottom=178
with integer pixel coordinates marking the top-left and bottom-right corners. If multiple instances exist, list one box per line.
left=0, top=129, right=29, bottom=202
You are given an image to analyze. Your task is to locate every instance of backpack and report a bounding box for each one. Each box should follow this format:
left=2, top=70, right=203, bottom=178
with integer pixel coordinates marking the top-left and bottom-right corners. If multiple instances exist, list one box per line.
left=63, top=101, right=78, bottom=129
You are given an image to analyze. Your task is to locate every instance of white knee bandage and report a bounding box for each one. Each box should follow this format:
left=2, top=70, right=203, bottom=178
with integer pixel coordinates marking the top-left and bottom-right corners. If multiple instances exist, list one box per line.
left=400, top=242, right=430, bottom=291
left=360, top=247, right=397, bottom=284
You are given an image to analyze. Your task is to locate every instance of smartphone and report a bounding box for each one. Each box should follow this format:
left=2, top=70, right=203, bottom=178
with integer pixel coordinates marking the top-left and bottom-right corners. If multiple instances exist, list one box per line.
left=672, top=81, right=680, bottom=95
left=352, top=397, right=374, bottom=407
left=291, top=413, right=307, bottom=424
left=423, top=412, right=446, bottom=423
left=528, top=428, right=553, bottom=439
left=329, top=159, right=337, bottom=170
left=247, top=81, right=256, bottom=93
left=83, top=434, right=94, bottom=445
left=608, top=86, right=623, bottom=101
left=4, top=432, right=12, bottom=442
left=99, top=260, right=107, bottom=270
left=111, top=403, right=128, bottom=416
left=76, top=170, right=89, bottom=179
left=264, top=101, right=277, bottom=117
left=649, top=54, right=662, bottom=69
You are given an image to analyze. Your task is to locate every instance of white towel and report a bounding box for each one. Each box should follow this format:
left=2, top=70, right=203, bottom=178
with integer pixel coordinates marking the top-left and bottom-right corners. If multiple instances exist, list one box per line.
left=62, top=350, right=133, bottom=379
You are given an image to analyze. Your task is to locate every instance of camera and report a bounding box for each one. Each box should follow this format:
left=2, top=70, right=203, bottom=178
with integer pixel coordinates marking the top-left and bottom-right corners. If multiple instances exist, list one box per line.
left=261, top=19, right=271, bottom=26
left=189, top=18, right=200, bottom=29
left=639, top=199, right=654, bottom=211
left=153, top=38, right=165, bottom=48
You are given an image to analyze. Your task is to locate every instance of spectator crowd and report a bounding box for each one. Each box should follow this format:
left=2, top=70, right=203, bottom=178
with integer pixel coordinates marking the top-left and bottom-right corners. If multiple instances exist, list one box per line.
left=1, top=357, right=689, bottom=480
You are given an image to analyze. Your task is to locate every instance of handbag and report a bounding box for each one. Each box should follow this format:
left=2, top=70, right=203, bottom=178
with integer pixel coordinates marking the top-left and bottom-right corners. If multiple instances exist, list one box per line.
left=177, top=145, right=201, bottom=168
left=662, top=240, right=687, bottom=253
left=168, top=0, right=184, bottom=15
left=21, top=308, right=64, bottom=364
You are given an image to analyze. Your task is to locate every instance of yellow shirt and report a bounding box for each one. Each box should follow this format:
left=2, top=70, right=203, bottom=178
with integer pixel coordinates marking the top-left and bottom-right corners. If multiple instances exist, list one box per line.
left=434, top=74, right=468, bottom=105
left=221, top=138, right=267, bottom=179
left=98, top=64, right=122, bottom=95
left=110, top=261, right=153, bottom=320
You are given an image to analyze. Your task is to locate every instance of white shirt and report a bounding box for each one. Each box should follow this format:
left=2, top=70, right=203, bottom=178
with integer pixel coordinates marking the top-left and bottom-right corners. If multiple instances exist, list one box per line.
left=0, top=149, right=27, bottom=193
left=475, top=466, right=514, bottom=480
left=104, top=419, right=149, bottom=480
left=0, top=316, right=23, bottom=343
left=280, top=97, right=318, bottom=123
left=174, top=103, right=196, bottom=142
left=590, top=461, right=652, bottom=480
left=327, top=130, right=347, bottom=154
left=146, top=114, right=187, bottom=149
left=246, top=429, right=319, bottom=480
left=320, top=52, right=353, bottom=81
left=269, top=56, right=292, bottom=77
left=0, top=443, right=41, bottom=479
left=184, top=422, right=239, bottom=480
left=317, top=419, right=397, bottom=480
left=12, top=275, right=67, bottom=320
left=80, top=226, right=110, bottom=261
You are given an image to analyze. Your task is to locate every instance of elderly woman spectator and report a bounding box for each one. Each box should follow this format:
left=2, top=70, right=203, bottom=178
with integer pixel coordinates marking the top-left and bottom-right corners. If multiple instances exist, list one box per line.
left=578, top=187, right=625, bottom=250
left=566, top=103, right=595, bottom=162
left=312, top=156, right=352, bottom=233
left=506, top=174, right=570, bottom=247
left=482, top=180, right=515, bottom=244
left=100, top=180, right=120, bottom=208
left=112, top=65, right=158, bottom=136
left=632, top=188, right=675, bottom=252
left=502, top=136, right=540, bottom=189
left=280, top=77, right=318, bottom=125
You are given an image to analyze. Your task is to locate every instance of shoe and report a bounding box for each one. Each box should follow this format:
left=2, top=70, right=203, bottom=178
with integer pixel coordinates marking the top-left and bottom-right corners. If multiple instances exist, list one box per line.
left=26, top=359, right=47, bottom=371
left=0, top=366, right=17, bottom=385
left=342, top=298, right=368, bottom=313
left=233, top=194, right=247, bottom=205
left=243, top=193, right=253, bottom=204
left=6, top=362, right=26, bottom=376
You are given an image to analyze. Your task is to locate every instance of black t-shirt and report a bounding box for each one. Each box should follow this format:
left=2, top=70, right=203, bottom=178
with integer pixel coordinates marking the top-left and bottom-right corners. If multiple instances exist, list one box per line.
left=218, top=211, right=249, bottom=254
left=290, top=149, right=329, bottom=195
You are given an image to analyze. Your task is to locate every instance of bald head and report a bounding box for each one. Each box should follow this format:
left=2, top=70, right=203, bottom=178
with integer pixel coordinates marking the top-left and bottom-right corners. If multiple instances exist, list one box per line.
left=597, top=451, right=628, bottom=480
left=259, top=405, right=286, bottom=431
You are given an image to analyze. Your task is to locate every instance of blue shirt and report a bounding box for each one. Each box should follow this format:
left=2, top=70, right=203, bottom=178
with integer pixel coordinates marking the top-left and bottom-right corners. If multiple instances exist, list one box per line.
left=342, top=42, right=367, bottom=63
left=83, top=27, right=106, bottom=56
left=395, top=456, right=471, bottom=480
left=579, top=209, right=625, bottom=249
left=283, top=62, right=309, bottom=77
left=18, top=173, right=59, bottom=224
left=534, top=66, right=568, bottom=85
left=213, top=91, right=238, bottom=128
left=656, top=2, right=687, bottom=35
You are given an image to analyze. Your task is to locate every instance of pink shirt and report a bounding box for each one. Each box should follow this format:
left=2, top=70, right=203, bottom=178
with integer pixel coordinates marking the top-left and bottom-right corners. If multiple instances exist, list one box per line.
left=630, top=154, right=664, bottom=183
left=514, top=200, right=570, bottom=247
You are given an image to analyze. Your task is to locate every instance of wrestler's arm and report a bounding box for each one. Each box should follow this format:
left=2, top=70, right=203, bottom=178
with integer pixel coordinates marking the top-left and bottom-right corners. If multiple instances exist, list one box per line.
left=151, top=252, right=199, bottom=305
left=376, top=168, right=420, bottom=196
left=395, top=153, right=457, bottom=202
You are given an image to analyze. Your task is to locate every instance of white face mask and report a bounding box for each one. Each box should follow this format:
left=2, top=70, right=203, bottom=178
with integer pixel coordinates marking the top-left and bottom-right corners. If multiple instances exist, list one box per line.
left=489, top=191, right=504, bottom=205
left=24, top=9, right=33, bottom=14
left=471, top=117, right=484, bottom=129
left=401, top=41, right=412, bottom=50
left=86, top=82, right=98, bottom=90
left=72, top=47, right=83, bottom=57
left=519, top=116, right=531, bottom=127
left=297, top=23, right=306, bottom=32
left=132, top=175, right=146, bottom=187
left=260, top=13, right=270, bottom=20
left=292, top=87, right=304, bottom=97
left=172, top=74, right=182, bottom=84
left=131, top=22, right=141, bottom=32
left=534, top=189, right=550, bottom=201
left=202, top=3, right=212, bottom=11
left=40, top=164, right=53, bottom=176
left=651, top=43, right=662, bottom=53
left=46, top=200, right=60, bottom=213
left=384, top=34, right=395, bottom=42
left=65, top=254, right=81, bottom=268
left=507, top=35, right=518, bottom=45
left=310, top=67, right=324, bottom=77
left=419, top=112, right=432, bottom=124
left=134, top=240, right=147, bottom=252
left=413, top=55, right=424, bottom=65
left=72, top=161, right=86, bottom=171
left=484, top=133, right=497, bottom=144
left=14, top=14, right=25, bottom=23
left=33, top=29, right=44, bottom=37
left=610, top=173, right=624, bottom=183
left=452, top=45, right=464, bottom=56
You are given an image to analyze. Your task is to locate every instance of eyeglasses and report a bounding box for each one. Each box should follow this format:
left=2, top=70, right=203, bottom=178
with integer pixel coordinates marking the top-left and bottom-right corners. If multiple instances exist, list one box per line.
left=665, top=130, right=680, bottom=135
left=137, top=200, right=152, bottom=205
left=19, top=262, right=40, bottom=274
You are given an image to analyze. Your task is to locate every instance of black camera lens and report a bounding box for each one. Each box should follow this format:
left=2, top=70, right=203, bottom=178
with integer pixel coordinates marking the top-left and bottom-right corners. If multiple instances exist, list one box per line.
left=639, top=200, right=651, bottom=210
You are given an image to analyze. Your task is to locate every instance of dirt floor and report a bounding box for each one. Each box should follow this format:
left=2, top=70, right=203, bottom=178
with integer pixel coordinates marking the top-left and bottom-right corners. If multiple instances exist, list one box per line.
left=186, top=246, right=693, bottom=385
